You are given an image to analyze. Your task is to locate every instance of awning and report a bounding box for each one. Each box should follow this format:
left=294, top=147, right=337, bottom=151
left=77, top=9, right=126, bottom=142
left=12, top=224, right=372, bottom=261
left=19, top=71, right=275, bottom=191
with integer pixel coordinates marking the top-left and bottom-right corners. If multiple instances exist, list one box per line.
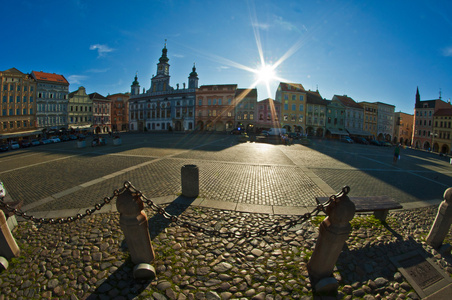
left=346, top=129, right=372, bottom=136
left=69, top=125, right=93, bottom=130
left=327, top=129, right=349, bottom=136
left=0, top=129, right=43, bottom=139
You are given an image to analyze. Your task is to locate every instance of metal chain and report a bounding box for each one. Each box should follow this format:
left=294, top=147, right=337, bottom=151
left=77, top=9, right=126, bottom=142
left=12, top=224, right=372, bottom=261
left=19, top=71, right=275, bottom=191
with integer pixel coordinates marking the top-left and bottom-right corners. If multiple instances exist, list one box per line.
left=0, top=181, right=350, bottom=237
left=0, top=183, right=129, bottom=225
left=132, top=182, right=351, bottom=238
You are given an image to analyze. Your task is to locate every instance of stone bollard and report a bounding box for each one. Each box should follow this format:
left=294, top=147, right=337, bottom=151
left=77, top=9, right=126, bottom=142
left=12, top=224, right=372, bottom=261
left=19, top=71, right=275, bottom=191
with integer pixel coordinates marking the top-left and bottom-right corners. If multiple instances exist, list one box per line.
left=0, top=210, right=20, bottom=271
left=426, top=188, right=452, bottom=251
left=308, top=193, right=355, bottom=294
left=116, top=189, right=156, bottom=279
left=181, top=164, right=199, bottom=198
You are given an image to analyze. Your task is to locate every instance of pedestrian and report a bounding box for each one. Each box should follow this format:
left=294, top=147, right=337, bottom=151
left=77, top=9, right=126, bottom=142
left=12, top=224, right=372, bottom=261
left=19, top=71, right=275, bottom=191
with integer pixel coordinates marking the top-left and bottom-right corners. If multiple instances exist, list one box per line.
left=393, top=144, right=401, bottom=164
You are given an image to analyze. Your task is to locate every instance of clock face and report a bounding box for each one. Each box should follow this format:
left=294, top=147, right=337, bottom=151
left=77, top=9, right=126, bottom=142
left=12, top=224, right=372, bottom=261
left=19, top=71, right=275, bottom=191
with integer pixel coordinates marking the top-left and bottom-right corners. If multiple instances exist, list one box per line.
left=158, top=66, right=163, bottom=70
left=165, top=66, right=168, bottom=72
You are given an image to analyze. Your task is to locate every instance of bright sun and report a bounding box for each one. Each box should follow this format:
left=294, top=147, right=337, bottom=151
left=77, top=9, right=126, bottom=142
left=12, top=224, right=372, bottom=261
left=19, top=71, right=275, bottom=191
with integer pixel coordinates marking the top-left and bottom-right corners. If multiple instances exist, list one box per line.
left=255, top=64, right=276, bottom=84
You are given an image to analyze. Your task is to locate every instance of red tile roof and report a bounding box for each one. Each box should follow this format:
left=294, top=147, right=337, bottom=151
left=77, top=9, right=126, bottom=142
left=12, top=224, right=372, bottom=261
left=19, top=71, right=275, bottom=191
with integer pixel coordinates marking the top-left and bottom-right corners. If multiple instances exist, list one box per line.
left=278, top=82, right=305, bottom=92
left=32, top=71, right=68, bottom=84
left=434, top=108, right=452, bottom=116
left=334, top=95, right=363, bottom=109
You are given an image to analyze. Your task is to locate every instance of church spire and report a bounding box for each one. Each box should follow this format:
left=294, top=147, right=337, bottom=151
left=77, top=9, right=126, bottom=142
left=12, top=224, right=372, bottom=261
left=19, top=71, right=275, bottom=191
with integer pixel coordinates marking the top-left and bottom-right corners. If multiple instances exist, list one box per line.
left=415, top=86, right=420, bottom=106
left=188, top=62, right=199, bottom=89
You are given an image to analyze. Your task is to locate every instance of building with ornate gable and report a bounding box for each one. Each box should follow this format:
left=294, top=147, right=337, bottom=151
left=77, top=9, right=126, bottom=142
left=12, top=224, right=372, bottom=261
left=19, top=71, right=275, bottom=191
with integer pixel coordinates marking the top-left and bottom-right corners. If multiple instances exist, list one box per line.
left=129, top=44, right=198, bottom=132
left=275, top=82, right=306, bottom=133
left=89, top=92, right=111, bottom=134
left=412, top=87, right=452, bottom=150
left=305, top=90, right=328, bottom=137
left=68, top=86, right=93, bottom=132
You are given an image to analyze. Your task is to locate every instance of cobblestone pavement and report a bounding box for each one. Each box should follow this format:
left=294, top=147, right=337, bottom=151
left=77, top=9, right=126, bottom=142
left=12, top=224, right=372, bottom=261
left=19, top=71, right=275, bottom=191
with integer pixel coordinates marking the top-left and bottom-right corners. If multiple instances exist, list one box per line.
left=1, top=203, right=452, bottom=299
left=1, top=133, right=450, bottom=214
left=1, top=133, right=452, bottom=299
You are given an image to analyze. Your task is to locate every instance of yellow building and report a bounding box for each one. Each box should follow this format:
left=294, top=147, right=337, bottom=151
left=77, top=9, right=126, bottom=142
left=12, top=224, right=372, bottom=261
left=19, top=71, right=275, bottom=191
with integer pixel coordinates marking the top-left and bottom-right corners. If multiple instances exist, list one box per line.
left=275, top=82, right=306, bottom=132
left=393, top=112, right=413, bottom=146
left=360, top=101, right=378, bottom=139
left=0, top=68, right=39, bottom=142
left=432, top=108, right=452, bottom=154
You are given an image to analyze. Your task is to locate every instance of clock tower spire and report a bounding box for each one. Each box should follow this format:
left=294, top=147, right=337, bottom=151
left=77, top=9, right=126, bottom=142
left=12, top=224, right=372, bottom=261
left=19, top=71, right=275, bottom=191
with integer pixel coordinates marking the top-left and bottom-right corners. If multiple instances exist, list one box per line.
left=151, top=40, right=171, bottom=92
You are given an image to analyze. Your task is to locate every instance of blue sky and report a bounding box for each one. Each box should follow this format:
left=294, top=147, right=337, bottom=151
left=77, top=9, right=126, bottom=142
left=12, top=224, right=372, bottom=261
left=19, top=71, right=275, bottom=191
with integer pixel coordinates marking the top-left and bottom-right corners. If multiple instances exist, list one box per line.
left=2, top=0, right=452, bottom=114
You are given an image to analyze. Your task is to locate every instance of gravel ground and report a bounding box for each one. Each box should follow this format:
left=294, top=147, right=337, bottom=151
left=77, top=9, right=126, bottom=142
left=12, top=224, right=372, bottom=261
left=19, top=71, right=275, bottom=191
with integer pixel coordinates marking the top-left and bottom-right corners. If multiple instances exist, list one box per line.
left=1, top=204, right=452, bottom=300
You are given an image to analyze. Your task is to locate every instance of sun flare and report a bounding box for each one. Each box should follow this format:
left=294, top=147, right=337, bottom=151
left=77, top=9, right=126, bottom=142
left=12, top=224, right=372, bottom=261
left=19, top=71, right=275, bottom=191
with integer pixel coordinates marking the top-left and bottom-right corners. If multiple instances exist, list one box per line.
left=255, top=64, right=276, bottom=85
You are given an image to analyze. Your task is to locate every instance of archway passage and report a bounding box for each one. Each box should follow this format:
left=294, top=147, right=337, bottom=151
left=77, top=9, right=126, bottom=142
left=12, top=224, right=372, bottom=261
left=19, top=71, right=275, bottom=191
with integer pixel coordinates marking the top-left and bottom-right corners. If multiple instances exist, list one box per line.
left=423, top=141, right=431, bottom=151
left=441, top=144, right=449, bottom=154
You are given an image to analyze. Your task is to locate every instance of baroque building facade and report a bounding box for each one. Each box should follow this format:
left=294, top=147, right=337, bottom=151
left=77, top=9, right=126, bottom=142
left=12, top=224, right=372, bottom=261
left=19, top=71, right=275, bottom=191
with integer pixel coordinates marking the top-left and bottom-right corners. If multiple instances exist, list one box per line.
left=393, top=112, right=413, bottom=146
left=68, top=86, right=93, bottom=132
left=0, top=68, right=38, bottom=141
left=89, top=92, right=111, bottom=134
left=256, top=98, right=281, bottom=130
left=412, top=87, right=452, bottom=150
left=275, top=82, right=306, bottom=133
left=432, top=108, right=452, bottom=154
left=107, top=92, right=129, bottom=132
left=305, top=90, right=327, bottom=137
left=325, top=98, right=347, bottom=138
left=196, top=84, right=237, bottom=131
left=31, top=71, right=69, bottom=132
left=129, top=45, right=198, bottom=132
left=234, top=88, right=257, bottom=132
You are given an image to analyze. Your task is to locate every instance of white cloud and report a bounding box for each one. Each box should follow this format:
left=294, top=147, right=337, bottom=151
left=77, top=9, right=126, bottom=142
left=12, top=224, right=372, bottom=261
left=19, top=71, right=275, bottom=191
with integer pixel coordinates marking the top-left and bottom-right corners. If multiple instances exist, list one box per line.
left=68, top=75, right=88, bottom=85
left=217, top=66, right=230, bottom=71
left=89, top=44, right=114, bottom=57
left=442, top=46, right=452, bottom=57
left=173, top=54, right=184, bottom=58
left=252, top=22, right=270, bottom=30
left=274, top=16, right=306, bottom=33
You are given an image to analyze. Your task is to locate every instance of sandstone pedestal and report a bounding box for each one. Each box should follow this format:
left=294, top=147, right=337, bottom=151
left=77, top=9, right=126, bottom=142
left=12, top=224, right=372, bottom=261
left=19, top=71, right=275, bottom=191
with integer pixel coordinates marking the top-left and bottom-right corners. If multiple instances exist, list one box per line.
left=427, top=188, right=452, bottom=250
left=116, top=189, right=156, bottom=279
left=308, top=193, right=355, bottom=293
left=0, top=210, right=20, bottom=270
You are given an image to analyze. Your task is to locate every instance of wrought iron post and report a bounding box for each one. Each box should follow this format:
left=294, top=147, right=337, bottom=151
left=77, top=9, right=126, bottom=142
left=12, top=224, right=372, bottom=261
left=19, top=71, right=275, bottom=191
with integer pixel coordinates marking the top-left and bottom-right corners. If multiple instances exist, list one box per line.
left=427, top=187, right=452, bottom=250
left=307, top=191, right=355, bottom=294
left=116, top=189, right=156, bottom=279
left=0, top=210, right=20, bottom=271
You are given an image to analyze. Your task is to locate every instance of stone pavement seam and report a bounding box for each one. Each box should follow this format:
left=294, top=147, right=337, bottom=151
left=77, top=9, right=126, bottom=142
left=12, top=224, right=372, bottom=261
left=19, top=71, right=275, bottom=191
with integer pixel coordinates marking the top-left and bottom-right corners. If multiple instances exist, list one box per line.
left=19, top=195, right=444, bottom=221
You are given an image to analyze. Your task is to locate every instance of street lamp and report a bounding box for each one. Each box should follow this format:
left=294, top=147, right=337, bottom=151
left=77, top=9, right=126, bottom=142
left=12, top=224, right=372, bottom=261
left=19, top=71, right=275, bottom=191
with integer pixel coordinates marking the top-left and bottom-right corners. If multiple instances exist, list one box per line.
left=430, top=131, right=438, bottom=152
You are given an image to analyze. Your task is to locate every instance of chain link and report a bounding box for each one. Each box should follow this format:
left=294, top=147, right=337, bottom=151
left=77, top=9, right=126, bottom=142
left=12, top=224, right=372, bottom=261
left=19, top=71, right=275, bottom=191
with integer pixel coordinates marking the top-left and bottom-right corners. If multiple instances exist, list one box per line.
left=0, top=181, right=350, bottom=237
left=0, top=183, right=129, bottom=225
left=134, top=182, right=351, bottom=238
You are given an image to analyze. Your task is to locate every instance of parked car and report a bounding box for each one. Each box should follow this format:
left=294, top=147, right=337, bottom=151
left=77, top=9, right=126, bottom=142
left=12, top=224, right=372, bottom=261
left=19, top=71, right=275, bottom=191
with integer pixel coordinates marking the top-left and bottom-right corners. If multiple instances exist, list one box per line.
left=383, top=142, right=393, bottom=147
left=352, top=137, right=369, bottom=145
left=20, top=139, right=31, bottom=148
left=288, top=132, right=299, bottom=139
left=69, top=135, right=78, bottom=140
left=0, top=144, right=9, bottom=152
left=49, top=136, right=61, bottom=143
left=60, top=135, right=70, bottom=142
left=369, top=140, right=383, bottom=146
left=31, top=139, right=41, bottom=146
left=40, top=139, right=53, bottom=145
left=340, top=136, right=354, bottom=143
left=10, top=141, right=20, bottom=150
